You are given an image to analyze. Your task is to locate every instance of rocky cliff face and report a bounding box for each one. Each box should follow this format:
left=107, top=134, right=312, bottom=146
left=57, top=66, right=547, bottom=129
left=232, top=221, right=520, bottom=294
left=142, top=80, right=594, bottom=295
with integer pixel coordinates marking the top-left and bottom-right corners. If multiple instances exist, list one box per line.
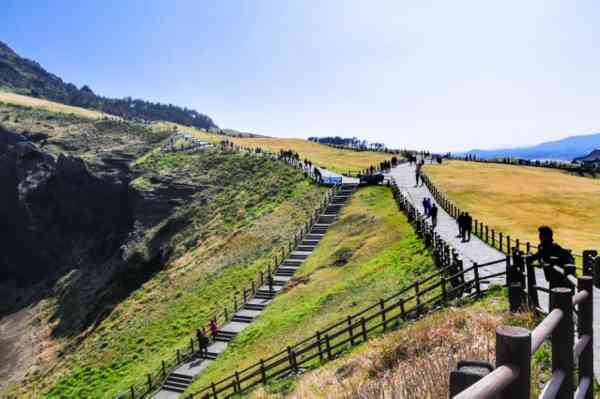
left=0, top=124, right=194, bottom=335
left=0, top=125, right=132, bottom=308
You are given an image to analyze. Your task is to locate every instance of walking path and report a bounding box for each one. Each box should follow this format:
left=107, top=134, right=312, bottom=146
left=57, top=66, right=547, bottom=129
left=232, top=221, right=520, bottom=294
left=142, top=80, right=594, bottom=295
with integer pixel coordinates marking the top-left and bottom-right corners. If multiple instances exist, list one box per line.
left=153, top=183, right=358, bottom=398
left=387, top=162, right=599, bottom=379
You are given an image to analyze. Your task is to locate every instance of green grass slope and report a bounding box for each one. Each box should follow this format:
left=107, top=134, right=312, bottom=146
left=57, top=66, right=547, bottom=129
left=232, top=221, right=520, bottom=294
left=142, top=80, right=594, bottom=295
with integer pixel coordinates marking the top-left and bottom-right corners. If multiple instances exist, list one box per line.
left=185, top=186, right=437, bottom=395
left=9, top=149, right=325, bottom=398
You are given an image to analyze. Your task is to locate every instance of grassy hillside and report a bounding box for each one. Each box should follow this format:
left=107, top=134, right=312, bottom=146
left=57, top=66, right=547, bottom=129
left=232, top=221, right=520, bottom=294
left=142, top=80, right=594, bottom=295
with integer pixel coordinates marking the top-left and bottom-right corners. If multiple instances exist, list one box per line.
left=0, top=90, right=107, bottom=119
left=229, top=137, right=392, bottom=174
left=424, top=160, right=600, bottom=255
left=185, top=186, right=437, bottom=395
left=247, top=287, right=553, bottom=398
left=3, top=145, right=325, bottom=398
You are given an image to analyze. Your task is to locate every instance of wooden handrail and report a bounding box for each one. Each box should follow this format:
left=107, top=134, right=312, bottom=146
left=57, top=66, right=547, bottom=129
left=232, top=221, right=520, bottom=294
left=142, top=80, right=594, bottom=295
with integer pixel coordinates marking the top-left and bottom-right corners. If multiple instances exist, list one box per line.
left=453, top=281, right=594, bottom=399
left=453, top=365, right=520, bottom=399
left=531, top=308, right=562, bottom=353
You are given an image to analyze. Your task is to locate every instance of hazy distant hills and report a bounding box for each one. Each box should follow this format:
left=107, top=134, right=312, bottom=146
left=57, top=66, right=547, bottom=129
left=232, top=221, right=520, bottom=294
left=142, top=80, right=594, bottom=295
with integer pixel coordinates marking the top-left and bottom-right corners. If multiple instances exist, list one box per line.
left=0, top=40, right=217, bottom=130
left=460, top=133, right=600, bottom=161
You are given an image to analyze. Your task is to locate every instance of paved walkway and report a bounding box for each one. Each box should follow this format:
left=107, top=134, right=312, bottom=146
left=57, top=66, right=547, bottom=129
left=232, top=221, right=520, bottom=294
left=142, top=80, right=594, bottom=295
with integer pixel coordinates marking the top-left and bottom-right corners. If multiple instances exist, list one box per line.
left=387, top=162, right=599, bottom=379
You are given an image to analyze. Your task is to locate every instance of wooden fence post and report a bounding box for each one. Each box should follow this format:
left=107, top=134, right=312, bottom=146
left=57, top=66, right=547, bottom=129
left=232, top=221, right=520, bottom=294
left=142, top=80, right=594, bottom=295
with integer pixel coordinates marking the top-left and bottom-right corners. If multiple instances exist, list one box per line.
left=147, top=374, right=152, bottom=392
left=577, top=276, right=594, bottom=399
left=325, top=334, right=332, bottom=359
left=260, top=359, right=267, bottom=384
left=379, top=299, right=386, bottom=331
left=361, top=317, right=367, bottom=341
left=415, top=281, right=421, bottom=310
left=177, top=349, right=181, bottom=364
left=485, top=226, right=489, bottom=242
left=162, top=360, right=166, bottom=378
left=495, top=325, right=531, bottom=399
left=509, top=283, right=522, bottom=312
left=130, top=386, right=135, bottom=398
left=441, top=277, right=447, bottom=305
left=316, top=331, right=324, bottom=362
left=551, top=287, right=574, bottom=399
left=499, top=232, right=503, bottom=251
left=473, top=263, right=481, bottom=296
left=347, top=316, right=354, bottom=345
left=235, top=371, right=241, bottom=393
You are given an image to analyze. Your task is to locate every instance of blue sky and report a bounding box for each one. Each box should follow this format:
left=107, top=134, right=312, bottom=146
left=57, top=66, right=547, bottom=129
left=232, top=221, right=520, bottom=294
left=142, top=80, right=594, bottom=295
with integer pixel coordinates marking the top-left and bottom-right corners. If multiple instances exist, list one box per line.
left=2, top=0, right=600, bottom=151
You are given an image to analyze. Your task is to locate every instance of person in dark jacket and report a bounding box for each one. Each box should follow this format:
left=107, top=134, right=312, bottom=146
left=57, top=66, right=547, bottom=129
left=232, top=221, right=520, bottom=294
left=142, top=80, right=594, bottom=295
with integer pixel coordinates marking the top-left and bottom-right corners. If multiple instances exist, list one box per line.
left=464, top=213, right=473, bottom=242
left=430, top=204, right=438, bottom=228
left=197, top=328, right=209, bottom=357
left=457, top=212, right=466, bottom=239
left=530, top=226, right=575, bottom=289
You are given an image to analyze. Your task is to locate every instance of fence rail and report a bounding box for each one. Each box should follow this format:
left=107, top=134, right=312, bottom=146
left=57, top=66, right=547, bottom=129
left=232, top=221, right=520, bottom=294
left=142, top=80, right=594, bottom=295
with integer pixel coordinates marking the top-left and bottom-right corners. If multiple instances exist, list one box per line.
left=184, top=180, right=509, bottom=398
left=447, top=154, right=598, bottom=177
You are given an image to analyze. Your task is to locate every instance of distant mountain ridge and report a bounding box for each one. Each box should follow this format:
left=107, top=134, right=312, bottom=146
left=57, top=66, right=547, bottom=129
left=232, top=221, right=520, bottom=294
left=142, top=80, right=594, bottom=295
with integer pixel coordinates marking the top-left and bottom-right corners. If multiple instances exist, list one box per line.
left=0, top=40, right=217, bottom=130
left=460, top=133, right=600, bottom=161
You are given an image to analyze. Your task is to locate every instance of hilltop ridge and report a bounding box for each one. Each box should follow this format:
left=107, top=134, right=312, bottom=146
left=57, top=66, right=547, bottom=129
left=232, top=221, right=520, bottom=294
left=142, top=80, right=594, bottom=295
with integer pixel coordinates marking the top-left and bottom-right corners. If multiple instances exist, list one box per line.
left=0, top=40, right=217, bottom=130
left=461, top=132, right=600, bottom=161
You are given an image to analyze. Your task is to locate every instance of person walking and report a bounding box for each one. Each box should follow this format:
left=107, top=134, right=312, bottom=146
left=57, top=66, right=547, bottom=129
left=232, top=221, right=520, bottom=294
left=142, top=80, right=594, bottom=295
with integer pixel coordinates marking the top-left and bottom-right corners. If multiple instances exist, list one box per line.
left=268, top=272, right=274, bottom=294
left=464, top=213, right=473, bottom=242
left=415, top=169, right=421, bottom=186
left=197, top=328, right=209, bottom=358
left=422, top=197, right=429, bottom=216
left=457, top=212, right=466, bottom=240
left=430, top=203, right=438, bottom=228
left=530, top=226, right=575, bottom=289
left=209, top=319, right=218, bottom=340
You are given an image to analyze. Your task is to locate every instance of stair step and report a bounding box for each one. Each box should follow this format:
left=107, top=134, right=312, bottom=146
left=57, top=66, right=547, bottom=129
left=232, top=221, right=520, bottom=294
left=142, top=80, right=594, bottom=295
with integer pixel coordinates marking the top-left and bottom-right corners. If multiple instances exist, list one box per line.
left=167, top=375, right=193, bottom=384
left=244, top=303, right=266, bottom=311
left=162, top=384, right=186, bottom=393
left=288, top=252, right=311, bottom=260
left=170, top=373, right=193, bottom=381
left=232, top=315, right=254, bottom=323
left=305, top=234, right=324, bottom=240
left=201, top=352, right=219, bottom=360
left=255, top=292, right=276, bottom=299
left=283, top=258, right=303, bottom=265
left=164, top=380, right=190, bottom=390
left=275, top=270, right=295, bottom=277
left=296, top=246, right=316, bottom=252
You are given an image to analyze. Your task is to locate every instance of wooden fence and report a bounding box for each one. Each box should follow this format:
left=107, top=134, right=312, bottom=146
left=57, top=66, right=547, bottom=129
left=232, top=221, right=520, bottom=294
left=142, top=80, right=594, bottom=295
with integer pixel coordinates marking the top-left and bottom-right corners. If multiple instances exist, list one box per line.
left=115, top=172, right=340, bottom=399
left=447, top=154, right=598, bottom=177
left=453, top=271, right=595, bottom=398
left=184, top=181, right=510, bottom=399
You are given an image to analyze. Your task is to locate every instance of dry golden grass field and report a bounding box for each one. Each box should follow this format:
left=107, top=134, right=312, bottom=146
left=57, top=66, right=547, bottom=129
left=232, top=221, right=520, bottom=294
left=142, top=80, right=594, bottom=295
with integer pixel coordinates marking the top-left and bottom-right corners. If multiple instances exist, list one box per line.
left=424, top=160, right=600, bottom=256
left=229, top=137, right=392, bottom=174
left=0, top=90, right=107, bottom=119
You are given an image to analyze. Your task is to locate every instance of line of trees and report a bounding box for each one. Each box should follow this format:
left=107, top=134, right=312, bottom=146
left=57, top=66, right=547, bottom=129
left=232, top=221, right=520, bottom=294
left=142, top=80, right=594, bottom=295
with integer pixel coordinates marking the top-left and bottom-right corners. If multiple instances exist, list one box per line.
left=308, top=136, right=386, bottom=150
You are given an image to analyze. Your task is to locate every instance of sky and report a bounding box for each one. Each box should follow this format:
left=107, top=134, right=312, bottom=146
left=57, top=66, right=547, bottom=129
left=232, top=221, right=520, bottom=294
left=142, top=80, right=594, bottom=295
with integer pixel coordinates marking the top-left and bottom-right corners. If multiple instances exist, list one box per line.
left=2, top=0, right=600, bottom=152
